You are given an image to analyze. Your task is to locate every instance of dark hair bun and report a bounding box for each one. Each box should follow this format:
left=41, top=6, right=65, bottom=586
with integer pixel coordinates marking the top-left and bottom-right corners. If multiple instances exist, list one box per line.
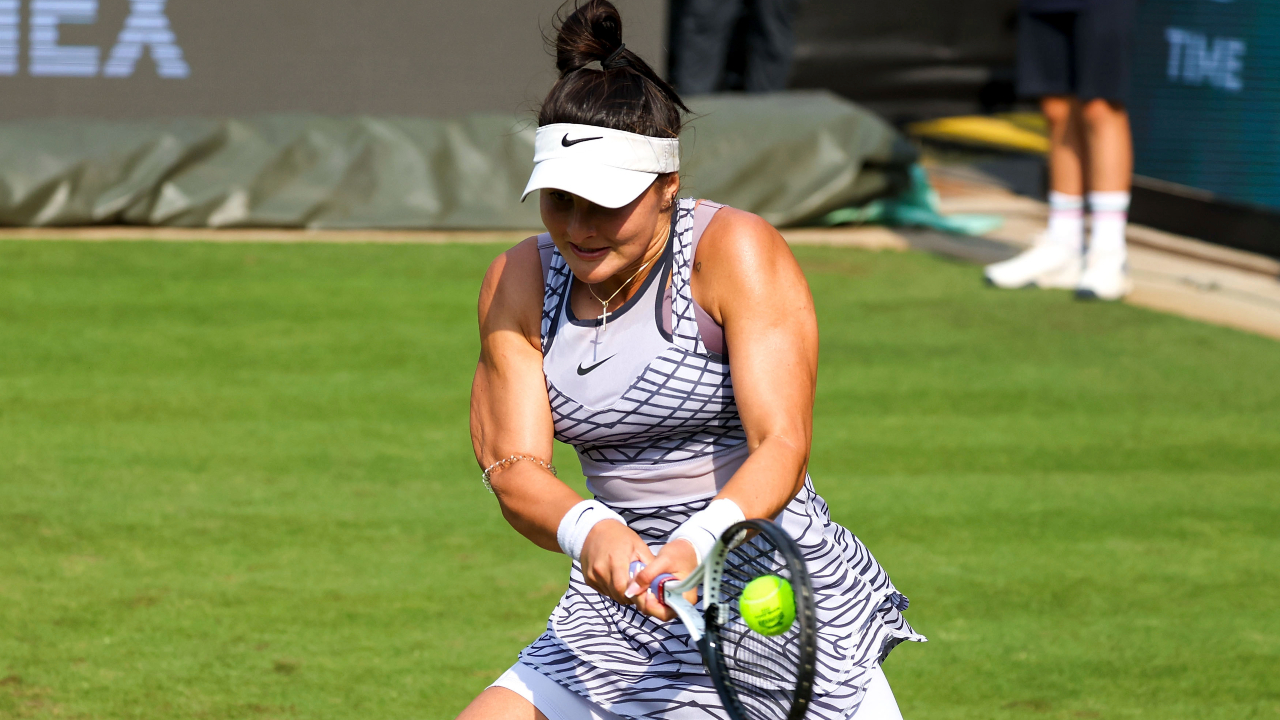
left=554, top=0, right=624, bottom=75
left=540, top=0, right=689, bottom=138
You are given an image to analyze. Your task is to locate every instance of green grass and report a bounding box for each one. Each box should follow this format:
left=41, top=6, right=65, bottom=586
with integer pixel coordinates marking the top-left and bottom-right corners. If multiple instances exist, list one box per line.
left=0, top=240, right=1276, bottom=720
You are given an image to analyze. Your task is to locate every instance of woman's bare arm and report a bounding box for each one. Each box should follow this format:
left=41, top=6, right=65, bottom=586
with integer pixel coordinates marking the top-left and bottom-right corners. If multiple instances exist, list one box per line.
left=469, top=238, right=655, bottom=603
left=698, top=208, right=818, bottom=518
left=470, top=237, right=583, bottom=551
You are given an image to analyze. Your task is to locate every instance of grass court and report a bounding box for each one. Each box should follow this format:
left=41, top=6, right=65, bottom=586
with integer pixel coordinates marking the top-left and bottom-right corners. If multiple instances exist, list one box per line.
left=1, top=240, right=1276, bottom=720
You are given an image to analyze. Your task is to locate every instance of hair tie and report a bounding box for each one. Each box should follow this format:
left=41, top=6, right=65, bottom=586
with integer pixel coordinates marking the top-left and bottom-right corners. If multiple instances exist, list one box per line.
left=601, top=43, right=628, bottom=69
left=574, top=43, right=629, bottom=74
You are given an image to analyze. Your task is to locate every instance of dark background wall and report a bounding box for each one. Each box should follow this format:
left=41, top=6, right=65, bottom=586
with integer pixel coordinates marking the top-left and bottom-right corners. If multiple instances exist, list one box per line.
left=789, top=0, right=1021, bottom=121
left=0, top=0, right=667, bottom=120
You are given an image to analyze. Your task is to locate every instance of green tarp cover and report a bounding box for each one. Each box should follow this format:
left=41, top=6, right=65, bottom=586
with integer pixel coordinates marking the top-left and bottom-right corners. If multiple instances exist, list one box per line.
left=0, top=91, right=915, bottom=229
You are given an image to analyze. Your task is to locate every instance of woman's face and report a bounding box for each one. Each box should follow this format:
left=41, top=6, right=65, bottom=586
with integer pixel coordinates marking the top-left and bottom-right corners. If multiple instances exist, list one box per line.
left=540, top=175, right=676, bottom=286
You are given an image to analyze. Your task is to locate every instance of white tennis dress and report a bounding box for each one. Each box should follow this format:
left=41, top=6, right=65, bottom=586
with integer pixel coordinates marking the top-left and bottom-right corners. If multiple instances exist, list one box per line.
left=510, top=198, right=924, bottom=720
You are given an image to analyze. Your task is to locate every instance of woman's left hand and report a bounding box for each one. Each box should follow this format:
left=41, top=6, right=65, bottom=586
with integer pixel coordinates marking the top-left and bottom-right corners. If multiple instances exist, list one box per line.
left=629, top=539, right=699, bottom=621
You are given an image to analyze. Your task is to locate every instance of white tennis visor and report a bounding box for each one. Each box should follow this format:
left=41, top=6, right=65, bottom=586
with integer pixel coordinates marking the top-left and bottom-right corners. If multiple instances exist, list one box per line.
left=521, top=123, right=680, bottom=209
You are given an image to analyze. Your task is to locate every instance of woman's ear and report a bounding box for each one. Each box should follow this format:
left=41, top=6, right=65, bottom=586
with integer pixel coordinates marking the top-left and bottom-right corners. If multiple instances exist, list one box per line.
left=659, top=173, right=680, bottom=212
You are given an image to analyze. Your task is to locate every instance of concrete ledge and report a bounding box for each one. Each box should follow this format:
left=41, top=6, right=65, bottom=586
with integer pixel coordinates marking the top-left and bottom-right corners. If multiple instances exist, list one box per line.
left=0, top=224, right=917, bottom=252
left=0, top=227, right=535, bottom=244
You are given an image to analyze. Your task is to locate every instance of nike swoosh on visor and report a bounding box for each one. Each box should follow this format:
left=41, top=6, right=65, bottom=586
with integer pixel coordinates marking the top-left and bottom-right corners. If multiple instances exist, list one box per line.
left=562, top=134, right=603, bottom=147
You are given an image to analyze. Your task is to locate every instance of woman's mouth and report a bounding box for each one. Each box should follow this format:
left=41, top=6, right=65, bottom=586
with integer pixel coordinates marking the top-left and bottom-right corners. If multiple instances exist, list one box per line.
left=569, top=242, right=610, bottom=261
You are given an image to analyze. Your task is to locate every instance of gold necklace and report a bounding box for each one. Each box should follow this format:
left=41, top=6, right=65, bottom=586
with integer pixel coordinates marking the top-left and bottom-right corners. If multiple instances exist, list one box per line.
left=587, top=258, right=653, bottom=328
left=586, top=224, right=670, bottom=327
left=585, top=221, right=671, bottom=329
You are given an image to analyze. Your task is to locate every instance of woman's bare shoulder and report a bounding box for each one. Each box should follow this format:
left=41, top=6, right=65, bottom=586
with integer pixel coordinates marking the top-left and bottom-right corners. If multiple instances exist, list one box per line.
left=478, top=235, right=546, bottom=343
left=692, top=204, right=810, bottom=325
left=696, top=205, right=792, bottom=275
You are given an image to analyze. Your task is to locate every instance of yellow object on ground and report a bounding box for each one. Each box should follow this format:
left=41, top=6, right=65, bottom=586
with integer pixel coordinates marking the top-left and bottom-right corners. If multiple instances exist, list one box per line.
left=909, top=114, right=1050, bottom=154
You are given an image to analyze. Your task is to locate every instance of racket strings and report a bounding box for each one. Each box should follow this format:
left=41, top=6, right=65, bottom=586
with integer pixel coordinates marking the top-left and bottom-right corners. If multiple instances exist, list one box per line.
left=713, top=535, right=805, bottom=720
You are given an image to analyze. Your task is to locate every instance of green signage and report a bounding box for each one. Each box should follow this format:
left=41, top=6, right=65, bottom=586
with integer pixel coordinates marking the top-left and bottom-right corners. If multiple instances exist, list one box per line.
left=1130, top=0, right=1280, bottom=210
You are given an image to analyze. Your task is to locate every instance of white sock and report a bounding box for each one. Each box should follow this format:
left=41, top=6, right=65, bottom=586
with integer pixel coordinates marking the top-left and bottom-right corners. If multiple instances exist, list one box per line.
left=1046, top=191, right=1084, bottom=252
left=1088, top=191, right=1130, bottom=257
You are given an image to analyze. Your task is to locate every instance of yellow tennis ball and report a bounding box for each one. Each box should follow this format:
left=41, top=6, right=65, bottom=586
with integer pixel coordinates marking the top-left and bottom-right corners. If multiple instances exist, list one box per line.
left=739, top=575, right=796, bottom=636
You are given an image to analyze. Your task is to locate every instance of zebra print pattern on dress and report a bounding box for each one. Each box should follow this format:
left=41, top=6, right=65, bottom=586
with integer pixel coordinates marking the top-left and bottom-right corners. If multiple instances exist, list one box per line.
left=540, top=198, right=747, bottom=465
left=520, top=479, right=925, bottom=720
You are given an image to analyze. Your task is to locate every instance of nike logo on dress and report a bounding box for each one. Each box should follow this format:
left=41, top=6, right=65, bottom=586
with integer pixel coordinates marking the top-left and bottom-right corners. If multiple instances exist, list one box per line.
left=577, top=355, right=616, bottom=375
left=562, top=134, right=603, bottom=147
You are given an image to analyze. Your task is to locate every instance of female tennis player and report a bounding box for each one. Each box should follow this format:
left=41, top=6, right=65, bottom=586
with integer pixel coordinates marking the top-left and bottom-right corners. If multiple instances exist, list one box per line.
left=463, top=3, right=923, bottom=719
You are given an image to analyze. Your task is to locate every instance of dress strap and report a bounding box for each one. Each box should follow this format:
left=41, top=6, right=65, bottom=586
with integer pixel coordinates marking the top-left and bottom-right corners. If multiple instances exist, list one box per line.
left=690, top=201, right=727, bottom=356
left=669, top=198, right=708, bottom=355
left=537, top=233, right=555, bottom=284
left=691, top=201, right=725, bottom=258
left=664, top=200, right=729, bottom=357
left=538, top=233, right=571, bottom=354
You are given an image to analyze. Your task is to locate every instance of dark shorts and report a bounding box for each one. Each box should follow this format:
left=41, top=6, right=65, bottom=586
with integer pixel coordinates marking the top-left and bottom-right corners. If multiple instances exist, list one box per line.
left=1016, top=0, right=1140, bottom=104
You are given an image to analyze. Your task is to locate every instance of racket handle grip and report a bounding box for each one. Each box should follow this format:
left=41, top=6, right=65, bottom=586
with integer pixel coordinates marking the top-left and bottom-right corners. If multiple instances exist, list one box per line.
left=650, top=573, right=677, bottom=606
left=628, top=562, right=677, bottom=607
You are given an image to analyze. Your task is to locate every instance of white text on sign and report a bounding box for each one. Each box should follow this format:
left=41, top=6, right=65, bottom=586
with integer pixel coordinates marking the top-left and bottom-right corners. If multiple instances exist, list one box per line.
left=0, top=0, right=188, bottom=78
left=1165, top=27, right=1245, bottom=92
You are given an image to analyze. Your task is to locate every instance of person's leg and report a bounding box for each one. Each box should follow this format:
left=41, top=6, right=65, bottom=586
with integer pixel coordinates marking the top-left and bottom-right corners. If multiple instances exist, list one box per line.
left=1081, top=99, right=1132, bottom=194
left=985, top=12, right=1086, bottom=289
left=1081, top=97, right=1133, bottom=249
left=854, top=664, right=904, bottom=720
left=672, top=0, right=743, bottom=94
left=461, top=663, right=626, bottom=720
left=742, top=0, right=800, bottom=93
left=1042, top=94, right=1087, bottom=252
left=1073, top=0, right=1138, bottom=300
left=1075, top=99, right=1133, bottom=299
left=456, top=687, right=548, bottom=720
left=985, top=97, right=1086, bottom=289
left=1044, top=95, right=1087, bottom=198
left=455, top=681, right=545, bottom=717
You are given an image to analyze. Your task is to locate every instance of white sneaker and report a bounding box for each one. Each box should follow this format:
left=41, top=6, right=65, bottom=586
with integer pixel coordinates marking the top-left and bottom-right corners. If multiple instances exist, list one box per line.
left=1075, top=248, right=1132, bottom=301
left=984, top=235, right=1082, bottom=290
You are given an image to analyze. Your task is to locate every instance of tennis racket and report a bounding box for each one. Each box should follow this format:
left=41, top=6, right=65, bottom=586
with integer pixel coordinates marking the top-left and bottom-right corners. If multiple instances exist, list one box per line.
left=630, top=518, right=817, bottom=720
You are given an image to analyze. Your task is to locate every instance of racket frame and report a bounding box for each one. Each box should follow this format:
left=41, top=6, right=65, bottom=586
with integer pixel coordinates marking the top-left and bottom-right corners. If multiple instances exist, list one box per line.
left=642, top=519, right=818, bottom=720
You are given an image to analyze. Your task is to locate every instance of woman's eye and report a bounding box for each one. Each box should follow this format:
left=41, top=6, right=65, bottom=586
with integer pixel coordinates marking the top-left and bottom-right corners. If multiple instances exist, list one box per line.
left=551, top=191, right=572, bottom=203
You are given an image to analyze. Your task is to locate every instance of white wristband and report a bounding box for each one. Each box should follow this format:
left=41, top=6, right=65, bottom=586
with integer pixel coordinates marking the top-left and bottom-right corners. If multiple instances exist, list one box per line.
left=668, top=498, right=745, bottom=565
left=556, top=499, right=627, bottom=563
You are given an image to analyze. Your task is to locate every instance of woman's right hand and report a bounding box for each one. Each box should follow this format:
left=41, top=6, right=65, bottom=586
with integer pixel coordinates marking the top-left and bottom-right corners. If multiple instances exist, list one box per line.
left=579, top=519, right=655, bottom=606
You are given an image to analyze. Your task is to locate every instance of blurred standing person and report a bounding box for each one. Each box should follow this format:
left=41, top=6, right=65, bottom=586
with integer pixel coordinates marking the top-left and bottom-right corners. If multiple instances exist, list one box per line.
left=985, top=0, right=1141, bottom=301
left=670, top=0, right=801, bottom=94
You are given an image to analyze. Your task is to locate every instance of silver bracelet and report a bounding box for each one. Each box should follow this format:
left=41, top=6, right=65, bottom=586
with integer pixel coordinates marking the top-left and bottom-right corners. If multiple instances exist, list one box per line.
left=481, top=454, right=557, bottom=493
